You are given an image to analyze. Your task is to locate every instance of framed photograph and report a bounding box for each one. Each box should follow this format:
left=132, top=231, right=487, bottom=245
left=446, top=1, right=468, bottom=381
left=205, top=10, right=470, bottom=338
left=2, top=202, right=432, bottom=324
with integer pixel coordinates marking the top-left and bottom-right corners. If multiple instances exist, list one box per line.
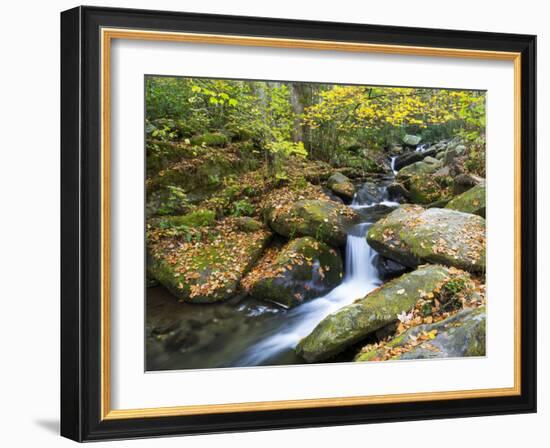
left=61, top=6, right=537, bottom=441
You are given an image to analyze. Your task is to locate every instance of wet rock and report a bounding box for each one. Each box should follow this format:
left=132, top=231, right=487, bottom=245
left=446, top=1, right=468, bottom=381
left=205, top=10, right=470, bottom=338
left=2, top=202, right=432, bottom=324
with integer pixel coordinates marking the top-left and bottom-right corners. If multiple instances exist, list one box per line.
left=372, top=254, right=409, bottom=280
left=354, top=181, right=386, bottom=204
left=327, top=172, right=356, bottom=201
left=322, top=188, right=345, bottom=204
left=453, top=173, right=485, bottom=195
left=367, top=205, right=485, bottom=272
left=165, top=328, right=200, bottom=352
left=395, top=159, right=454, bottom=205
left=446, top=184, right=486, bottom=217
left=265, top=199, right=359, bottom=248
left=387, top=182, right=410, bottom=202
left=243, top=237, right=343, bottom=308
left=393, top=148, right=438, bottom=171
left=296, top=265, right=460, bottom=362
left=355, top=306, right=486, bottom=361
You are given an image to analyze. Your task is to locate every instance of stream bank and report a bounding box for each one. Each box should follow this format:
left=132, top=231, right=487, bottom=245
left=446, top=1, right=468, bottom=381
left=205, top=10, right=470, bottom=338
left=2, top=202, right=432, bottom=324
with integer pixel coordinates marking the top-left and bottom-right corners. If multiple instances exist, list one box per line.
left=146, top=136, right=487, bottom=371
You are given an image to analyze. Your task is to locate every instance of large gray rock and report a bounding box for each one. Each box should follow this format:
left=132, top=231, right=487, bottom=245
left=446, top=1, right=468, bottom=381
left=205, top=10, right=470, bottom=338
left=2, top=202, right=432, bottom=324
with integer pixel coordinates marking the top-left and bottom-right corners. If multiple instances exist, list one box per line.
left=367, top=205, right=486, bottom=272
left=243, top=237, right=343, bottom=308
left=372, top=254, right=409, bottom=280
left=354, top=181, right=386, bottom=204
left=453, top=173, right=485, bottom=195
left=265, top=199, right=359, bottom=247
left=355, top=306, right=486, bottom=361
left=327, top=172, right=355, bottom=201
left=387, top=182, right=410, bottom=202
left=393, top=148, right=438, bottom=171
left=403, top=134, right=422, bottom=147
left=446, top=184, right=486, bottom=218
left=395, top=158, right=454, bottom=205
left=296, top=265, right=466, bottom=362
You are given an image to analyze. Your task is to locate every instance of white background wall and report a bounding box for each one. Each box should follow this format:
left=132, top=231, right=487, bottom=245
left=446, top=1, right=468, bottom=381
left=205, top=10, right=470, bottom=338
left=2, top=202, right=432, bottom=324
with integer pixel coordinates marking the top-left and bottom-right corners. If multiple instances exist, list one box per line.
left=0, top=0, right=546, bottom=446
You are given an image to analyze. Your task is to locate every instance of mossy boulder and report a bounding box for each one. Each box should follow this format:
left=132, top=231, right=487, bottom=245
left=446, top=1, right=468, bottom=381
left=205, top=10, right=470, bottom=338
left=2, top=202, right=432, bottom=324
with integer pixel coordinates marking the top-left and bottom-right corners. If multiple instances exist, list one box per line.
left=453, top=173, right=485, bottom=195
left=150, top=209, right=216, bottom=229
left=393, top=148, right=438, bottom=171
left=355, top=306, right=486, bottom=361
left=147, top=218, right=272, bottom=303
left=367, top=205, right=486, bottom=272
left=396, top=159, right=454, bottom=204
left=446, top=184, right=486, bottom=217
left=387, top=182, right=410, bottom=202
left=265, top=199, right=359, bottom=247
left=243, top=237, right=343, bottom=308
left=403, top=134, right=422, bottom=147
left=234, top=216, right=264, bottom=232
left=190, top=132, right=228, bottom=147
left=147, top=145, right=249, bottom=208
left=397, top=159, right=442, bottom=178
left=296, top=265, right=454, bottom=362
left=327, top=172, right=355, bottom=201
left=354, top=181, right=386, bottom=204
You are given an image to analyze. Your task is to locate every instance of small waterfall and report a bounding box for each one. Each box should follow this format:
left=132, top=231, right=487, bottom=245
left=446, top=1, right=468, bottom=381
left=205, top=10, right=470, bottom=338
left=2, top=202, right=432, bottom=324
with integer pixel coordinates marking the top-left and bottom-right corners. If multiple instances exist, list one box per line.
left=390, top=156, right=397, bottom=174
left=415, top=143, right=428, bottom=153
left=350, top=185, right=400, bottom=210
left=236, top=222, right=382, bottom=366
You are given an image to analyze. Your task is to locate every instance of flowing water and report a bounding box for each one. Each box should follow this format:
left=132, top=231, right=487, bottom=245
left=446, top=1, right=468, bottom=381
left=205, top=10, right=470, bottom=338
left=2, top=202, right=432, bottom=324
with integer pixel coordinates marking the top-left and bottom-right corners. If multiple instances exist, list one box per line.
left=390, top=156, right=397, bottom=174
left=236, top=221, right=381, bottom=366
left=415, top=143, right=429, bottom=153
left=146, top=177, right=400, bottom=371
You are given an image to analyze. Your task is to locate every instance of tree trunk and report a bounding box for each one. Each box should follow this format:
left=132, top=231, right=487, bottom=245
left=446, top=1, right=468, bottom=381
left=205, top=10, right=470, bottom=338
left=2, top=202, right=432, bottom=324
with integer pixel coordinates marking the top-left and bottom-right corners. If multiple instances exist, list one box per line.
left=289, top=82, right=306, bottom=143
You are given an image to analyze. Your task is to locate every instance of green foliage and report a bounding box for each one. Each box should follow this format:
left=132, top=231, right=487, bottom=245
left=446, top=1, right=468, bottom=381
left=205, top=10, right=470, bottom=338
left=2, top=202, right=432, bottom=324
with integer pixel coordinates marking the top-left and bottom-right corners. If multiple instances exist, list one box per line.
left=302, top=86, right=485, bottom=155
left=458, top=131, right=486, bottom=177
left=190, top=132, right=228, bottom=147
left=155, top=209, right=216, bottom=243
left=157, top=185, right=190, bottom=216
left=145, top=77, right=486, bottom=220
left=231, top=200, right=255, bottom=217
left=158, top=209, right=215, bottom=228
left=266, top=140, right=307, bottom=158
left=443, top=277, right=467, bottom=295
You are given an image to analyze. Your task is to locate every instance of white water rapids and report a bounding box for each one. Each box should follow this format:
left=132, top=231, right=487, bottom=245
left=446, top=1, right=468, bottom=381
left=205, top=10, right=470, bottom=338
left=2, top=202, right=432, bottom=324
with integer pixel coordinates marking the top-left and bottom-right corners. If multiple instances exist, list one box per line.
left=237, top=194, right=390, bottom=366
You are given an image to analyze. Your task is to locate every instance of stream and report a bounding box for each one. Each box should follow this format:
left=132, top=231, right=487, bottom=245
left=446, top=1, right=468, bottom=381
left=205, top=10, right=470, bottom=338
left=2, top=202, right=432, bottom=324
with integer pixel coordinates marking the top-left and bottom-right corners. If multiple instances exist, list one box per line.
left=146, top=174, right=400, bottom=371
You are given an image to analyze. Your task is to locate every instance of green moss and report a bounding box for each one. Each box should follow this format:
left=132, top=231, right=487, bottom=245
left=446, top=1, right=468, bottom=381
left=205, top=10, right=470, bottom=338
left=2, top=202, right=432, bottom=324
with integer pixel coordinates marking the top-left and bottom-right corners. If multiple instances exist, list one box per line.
left=190, top=132, right=228, bottom=147
left=156, top=209, right=216, bottom=229
left=248, top=237, right=343, bottom=308
left=267, top=199, right=358, bottom=248
left=148, top=222, right=272, bottom=303
left=446, top=184, right=486, bottom=217
left=367, top=206, right=486, bottom=273
left=234, top=217, right=264, bottom=232
left=355, top=306, right=486, bottom=362
left=296, top=265, right=451, bottom=362
left=354, top=332, right=408, bottom=362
